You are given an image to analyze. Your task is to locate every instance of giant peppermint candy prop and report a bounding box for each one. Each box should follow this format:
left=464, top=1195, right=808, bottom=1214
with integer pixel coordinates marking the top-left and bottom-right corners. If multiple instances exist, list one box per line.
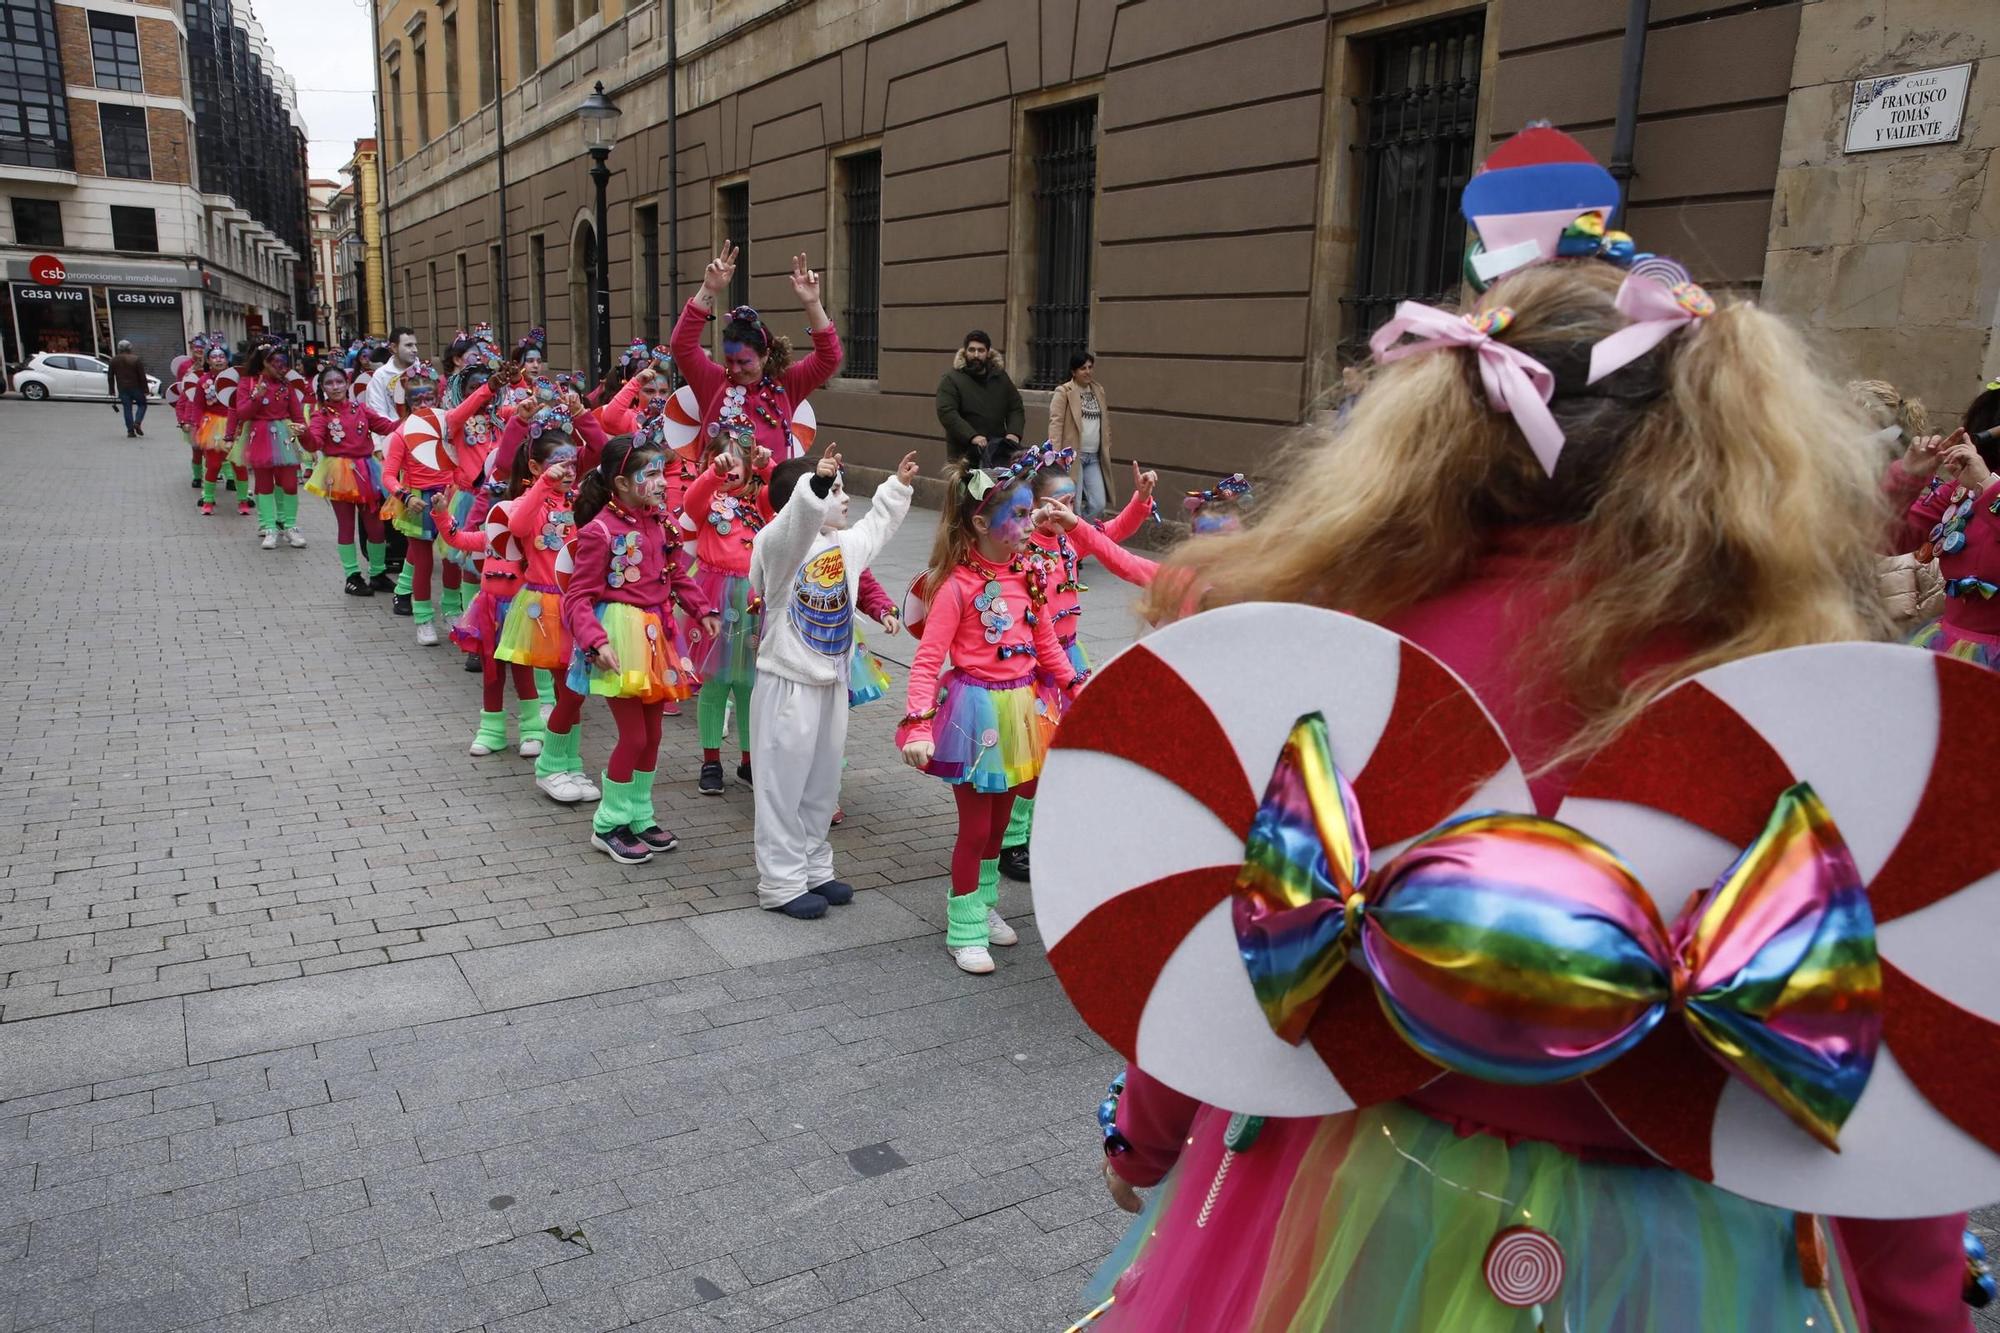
left=661, top=383, right=817, bottom=457
left=1032, top=604, right=2000, bottom=1217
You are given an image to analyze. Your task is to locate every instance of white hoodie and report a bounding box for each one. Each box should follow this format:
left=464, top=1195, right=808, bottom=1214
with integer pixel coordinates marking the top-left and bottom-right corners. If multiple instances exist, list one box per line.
left=749, top=471, right=913, bottom=688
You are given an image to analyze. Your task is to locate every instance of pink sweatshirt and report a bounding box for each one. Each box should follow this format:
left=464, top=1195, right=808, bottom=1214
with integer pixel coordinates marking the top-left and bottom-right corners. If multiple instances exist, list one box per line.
left=561, top=502, right=714, bottom=655
left=1029, top=490, right=1154, bottom=640
left=593, top=375, right=649, bottom=436
left=506, top=471, right=578, bottom=589
left=680, top=464, right=774, bottom=578
left=1887, top=459, right=2000, bottom=638
left=901, top=550, right=1084, bottom=744
left=382, top=382, right=494, bottom=495
left=489, top=402, right=610, bottom=485
left=303, top=400, right=398, bottom=459
left=1109, top=525, right=1969, bottom=1331
left=226, top=372, right=304, bottom=441
left=1062, top=516, right=1158, bottom=589
left=857, top=568, right=894, bottom=625
left=668, top=298, right=842, bottom=463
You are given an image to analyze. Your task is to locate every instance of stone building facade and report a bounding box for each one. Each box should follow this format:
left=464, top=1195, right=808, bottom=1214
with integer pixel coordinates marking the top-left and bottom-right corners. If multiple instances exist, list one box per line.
left=370, top=0, right=1999, bottom=490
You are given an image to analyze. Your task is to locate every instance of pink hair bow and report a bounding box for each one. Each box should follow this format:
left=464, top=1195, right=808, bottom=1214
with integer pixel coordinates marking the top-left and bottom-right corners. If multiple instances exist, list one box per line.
left=1587, top=274, right=1715, bottom=385
left=1370, top=302, right=1565, bottom=476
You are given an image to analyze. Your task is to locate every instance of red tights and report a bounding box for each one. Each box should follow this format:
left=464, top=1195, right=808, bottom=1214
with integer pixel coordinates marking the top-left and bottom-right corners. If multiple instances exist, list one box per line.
left=950, top=780, right=1036, bottom=896
left=331, top=501, right=384, bottom=546
left=544, top=678, right=585, bottom=736
left=202, top=452, right=246, bottom=486
left=481, top=659, right=538, bottom=713
left=606, top=697, right=664, bottom=782
left=404, top=539, right=462, bottom=603
left=251, top=465, right=299, bottom=495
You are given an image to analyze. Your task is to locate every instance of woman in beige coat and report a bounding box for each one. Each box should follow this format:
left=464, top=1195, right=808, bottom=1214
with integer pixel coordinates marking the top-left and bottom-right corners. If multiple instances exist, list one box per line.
left=1852, top=379, right=1946, bottom=633
left=1048, top=353, right=1115, bottom=518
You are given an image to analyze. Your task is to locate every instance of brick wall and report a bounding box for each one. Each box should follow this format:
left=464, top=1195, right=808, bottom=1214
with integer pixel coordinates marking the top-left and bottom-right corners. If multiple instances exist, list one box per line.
left=53, top=4, right=93, bottom=88
left=138, top=16, right=181, bottom=99
left=68, top=95, right=106, bottom=177
left=147, top=106, right=191, bottom=184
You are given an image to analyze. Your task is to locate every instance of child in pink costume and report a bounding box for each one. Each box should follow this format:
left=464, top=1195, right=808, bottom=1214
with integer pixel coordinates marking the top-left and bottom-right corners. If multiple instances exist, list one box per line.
left=227, top=345, right=309, bottom=551
left=681, top=450, right=775, bottom=793
left=670, top=244, right=842, bottom=467
left=562, top=437, right=718, bottom=865
left=380, top=367, right=494, bottom=644
left=1081, top=264, right=1967, bottom=1333
left=897, top=451, right=1087, bottom=975
left=435, top=438, right=544, bottom=761
left=304, top=367, right=399, bottom=594
left=1884, top=401, right=2000, bottom=667
left=190, top=347, right=252, bottom=517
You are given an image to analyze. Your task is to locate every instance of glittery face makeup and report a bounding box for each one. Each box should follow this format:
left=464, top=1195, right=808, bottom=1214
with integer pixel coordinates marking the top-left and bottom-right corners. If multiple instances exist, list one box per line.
left=406, top=384, right=437, bottom=408
left=636, top=453, right=669, bottom=507
left=206, top=351, right=228, bottom=371
left=546, top=444, right=579, bottom=466
left=723, top=343, right=763, bottom=383
left=1039, top=476, right=1078, bottom=510
left=321, top=372, right=348, bottom=403
left=522, top=351, right=543, bottom=371
left=990, top=483, right=1036, bottom=549
left=1191, top=511, right=1242, bottom=536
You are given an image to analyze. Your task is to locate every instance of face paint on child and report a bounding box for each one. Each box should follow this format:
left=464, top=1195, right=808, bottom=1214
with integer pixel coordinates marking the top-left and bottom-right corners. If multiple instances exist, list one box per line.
left=1039, top=476, right=1079, bottom=511
left=636, top=453, right=669, bottom=507
left=1191, top=511, right=1243, bottom=536
left=321, top=374, right=349, bottom=403
left=990, top=483, right=1037, bottom=548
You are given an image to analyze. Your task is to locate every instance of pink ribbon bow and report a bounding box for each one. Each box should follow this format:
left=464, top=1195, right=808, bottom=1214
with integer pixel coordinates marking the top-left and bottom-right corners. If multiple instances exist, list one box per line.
left=1587, top=274, right=1715, bottom=386
left=1370, top=302, right=1565, bottom=476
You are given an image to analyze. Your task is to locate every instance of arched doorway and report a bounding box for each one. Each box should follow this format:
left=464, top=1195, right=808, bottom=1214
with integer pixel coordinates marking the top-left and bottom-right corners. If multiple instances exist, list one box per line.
left=568, top=217, right=597, bottom=376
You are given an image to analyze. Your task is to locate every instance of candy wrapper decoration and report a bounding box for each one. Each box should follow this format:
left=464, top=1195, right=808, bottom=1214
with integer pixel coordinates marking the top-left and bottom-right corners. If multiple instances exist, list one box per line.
left=1033, top=603, right=2000, bottom=1217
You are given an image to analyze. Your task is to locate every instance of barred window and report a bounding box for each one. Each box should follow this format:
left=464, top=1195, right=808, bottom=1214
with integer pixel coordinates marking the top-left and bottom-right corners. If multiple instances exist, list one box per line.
left=837, top=151, right=881, bottom=379
left=1025, top=100, right=1096, bottom=390
left=717, top=182, right=749, bottom=310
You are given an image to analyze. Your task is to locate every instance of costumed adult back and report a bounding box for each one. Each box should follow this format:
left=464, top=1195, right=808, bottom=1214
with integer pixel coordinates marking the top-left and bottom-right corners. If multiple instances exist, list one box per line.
left=1032, top=126, right=1994, bottom=1331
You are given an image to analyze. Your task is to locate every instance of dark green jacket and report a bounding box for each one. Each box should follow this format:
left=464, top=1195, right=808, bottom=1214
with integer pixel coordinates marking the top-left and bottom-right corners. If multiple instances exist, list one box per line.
left=935, top=351, right=1025, bottom=466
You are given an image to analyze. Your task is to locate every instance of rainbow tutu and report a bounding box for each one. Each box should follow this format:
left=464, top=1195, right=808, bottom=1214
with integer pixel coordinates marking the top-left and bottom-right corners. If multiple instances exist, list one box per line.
left=493, top=585, right=568, bottom=669
left=450, top=591, right=509, bottom=655
left=1092, top=1101, right=1859, bottom=1333
left=688, top=567, right=760, bottom=692
left=1060, top=634, right=1090, bottom=678
left=383, top=486, right=443, bottom=540
left=230, top=418, right=301, bottom=470
left=194, top=413, right=231, bottom=455
left=847, top=635, right=893, bottom=709
left=567, top=602, right=695, bottom=702
left=1909, top=617, right=1998, bottom=668
left=443, top=489, right=482, bottom=574
left=305, top=454, right=384, bottom=506
left=897, top=669, right=1059, bottom=792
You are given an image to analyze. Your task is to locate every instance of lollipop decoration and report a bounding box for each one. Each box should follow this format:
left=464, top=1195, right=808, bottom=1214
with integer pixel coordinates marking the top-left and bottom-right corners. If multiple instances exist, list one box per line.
left=1484, top=1225, right=1565, bottom=1316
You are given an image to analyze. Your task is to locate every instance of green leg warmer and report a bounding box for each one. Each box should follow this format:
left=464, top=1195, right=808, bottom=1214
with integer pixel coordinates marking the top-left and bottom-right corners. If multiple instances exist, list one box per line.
left=277, top=490, right=299, bottom=528
left=534, top=669, right=556, bottom=701
left=697, top=681, right=731, bottom=750
left=472, top=710, right=507, bottom=753
left=1001, top=795, right=1035, bottom=852
left=516, top=700, right=546, bottom=749
left=191, top=454, right=203, bottom=482
left=977, top=859, right=1000, bottom=910
left=201, top=478, right=216, bottom=504
left=395, top=563, right=414, bottom=597
left=630, top=769, right=658, bottom=833
left=535, top=726, right=574, bottom=781
left=440, top=581, right=465, bottom=623
left=254, top=490, right=277, bottom=529
left=732, top=682, right=754, bottom=752
left=946, top=889, right=992, bottom=950
left=336, top=542, right=360, bottom=578
left=413, top=599, right=435, bottom=626
left=592, top=775, right=632, bottom=837
left=367, top=543, right=388, bottom=577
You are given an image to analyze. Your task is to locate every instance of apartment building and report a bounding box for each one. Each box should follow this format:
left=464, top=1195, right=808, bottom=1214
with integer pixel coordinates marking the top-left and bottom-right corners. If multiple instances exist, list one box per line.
left=1, top=0, right=311, bottom=370
left=367, top=0, right=1997, bottom=491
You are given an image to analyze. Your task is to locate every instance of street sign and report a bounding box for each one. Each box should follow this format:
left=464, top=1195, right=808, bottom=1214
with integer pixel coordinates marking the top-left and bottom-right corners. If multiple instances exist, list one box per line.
left=28, top=254, right=65, bottom=286
left=1846, top=63, right=1971, bottom=153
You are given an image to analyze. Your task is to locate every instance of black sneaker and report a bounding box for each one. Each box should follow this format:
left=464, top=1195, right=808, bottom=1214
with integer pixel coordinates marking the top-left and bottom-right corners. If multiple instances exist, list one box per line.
left=630, top=824, right=679, bottom=854
left=225, top=477, right=236, bottom=492
left=698, top=761, right=724, bottom=796
left=778, top=892, right=829, bottom=920
left=998, top=844, right=1031, bottom=883
left=368, top=572, right=395, bottom=592
left=590, top=828, right=654, bottom=865
left=392, top=594, right=413, bottom=617
left=190, top=476, right=201, bottom=489
left=344, top=574, right=374, bottom=597
left=462, top=653, right=482, bottom=673
left=810, top=880, right=854, bottom=906
left=735, top=760, right=754, bottom=788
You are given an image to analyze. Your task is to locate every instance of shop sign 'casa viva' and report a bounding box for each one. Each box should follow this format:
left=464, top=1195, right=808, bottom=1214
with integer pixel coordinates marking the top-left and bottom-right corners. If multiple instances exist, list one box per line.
left=1846, top=63, right=1971, bottom=153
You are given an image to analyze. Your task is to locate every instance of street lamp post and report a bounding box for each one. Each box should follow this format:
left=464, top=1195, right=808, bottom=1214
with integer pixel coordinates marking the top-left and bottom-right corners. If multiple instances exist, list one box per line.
left=576, top=81, right=621, bottom=383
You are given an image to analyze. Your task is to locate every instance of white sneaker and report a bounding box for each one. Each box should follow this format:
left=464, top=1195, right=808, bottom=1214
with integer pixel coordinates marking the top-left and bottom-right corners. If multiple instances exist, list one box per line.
left=283, top=528, right=307, bottom=549
left=950, top=945, right=996, bottom=975
left=259, top=529, right=278, bottom=550
left=518, top=737, right=543, bottom=758
left=416, top=622, right=439, bottom=647
left=570, top=770, right=601, bottom=801
left=536, top=771, right=587, bottom=803
left=986, top=910, right=1019, bottom=947
left=469, top=736, right=499, bottom=757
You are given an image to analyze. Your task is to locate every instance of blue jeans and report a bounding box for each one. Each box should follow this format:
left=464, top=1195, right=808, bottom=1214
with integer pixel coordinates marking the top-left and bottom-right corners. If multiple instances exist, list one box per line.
left=118, top=389, right=148, bottom=433
left=1078, top=451, right=1108, bottom=519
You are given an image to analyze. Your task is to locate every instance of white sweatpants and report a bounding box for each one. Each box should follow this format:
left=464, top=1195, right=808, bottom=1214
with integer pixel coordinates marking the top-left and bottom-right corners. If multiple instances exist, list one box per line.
left=750, top=673, right=846, bottom=909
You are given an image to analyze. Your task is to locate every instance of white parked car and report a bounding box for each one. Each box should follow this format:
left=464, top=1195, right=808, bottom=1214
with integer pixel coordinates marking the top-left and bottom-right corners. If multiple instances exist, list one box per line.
left=9, top=352, right=162, bottom=401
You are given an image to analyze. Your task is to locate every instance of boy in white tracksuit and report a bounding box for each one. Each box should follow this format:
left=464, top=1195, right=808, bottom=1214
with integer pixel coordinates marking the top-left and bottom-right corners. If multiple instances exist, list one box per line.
left=748, top=448, right=919, bottom=918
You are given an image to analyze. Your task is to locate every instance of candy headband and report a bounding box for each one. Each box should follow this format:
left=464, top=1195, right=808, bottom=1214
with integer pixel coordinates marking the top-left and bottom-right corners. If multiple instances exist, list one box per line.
left=965, top=447, right=1063, bottom=513
left=1184, top=473, right=1252, bottom=514
left=633, top=396, right=670, bottom=451
left=620, top=337, right=650, bottom=367
left=526, top=405, right=573, bottom=440
left=401, top=359, right=440, bottom=394
left=723, top=305, right=769, bottom=352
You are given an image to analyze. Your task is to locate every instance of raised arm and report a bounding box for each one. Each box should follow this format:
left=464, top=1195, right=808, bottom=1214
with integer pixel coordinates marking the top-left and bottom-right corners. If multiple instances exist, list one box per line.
left=1066, top=511, right=1158, bottom=589
left=672, top=241, right=740, bottom=401
left=443, top=379, right=494, bottom=434
left=1098, top=470, right=1158, bottom=545
left=751, top=470, right=834, bottom=601
left=596, top=373, right=647, bottom=435
left=780, top=252, right=842, bottom=398
left=844, top=457, right=918, bottom=573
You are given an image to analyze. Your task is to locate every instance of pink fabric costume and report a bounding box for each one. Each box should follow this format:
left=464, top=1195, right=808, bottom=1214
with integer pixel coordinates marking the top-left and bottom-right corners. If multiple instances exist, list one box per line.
left=1062, top=516, right=1159, bottom=590
left=1886, top=457, right=2000, bottom=665
left=667, top=298, right=842, bottom=464
left=1096, top=526, right=1969, bottom=1332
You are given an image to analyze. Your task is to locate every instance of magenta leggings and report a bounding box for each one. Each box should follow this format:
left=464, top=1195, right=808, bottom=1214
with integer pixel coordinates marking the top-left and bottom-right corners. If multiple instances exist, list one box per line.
left=481, top=660, right=538, bottom=713
left=544, top=678, right=586, bottom=738
left=405, top=539, right=462, bottom=603
left=606, top=697, right=664, bottom=782
left=251, top=465, right=298, bottom=495
left=950, top=780, right=1035, bottom=896
left=331, top=501, right=385, bottom=546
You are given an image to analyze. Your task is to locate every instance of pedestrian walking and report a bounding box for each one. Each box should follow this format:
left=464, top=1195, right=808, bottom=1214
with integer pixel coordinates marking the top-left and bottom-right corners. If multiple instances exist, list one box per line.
left=1046, top=353, right=1116, bottom=518
left=934, top=331, right=1023, bottom=470
left=108, top=340, right=149, bottom=438
left=747, top=446, right=916, bottom=919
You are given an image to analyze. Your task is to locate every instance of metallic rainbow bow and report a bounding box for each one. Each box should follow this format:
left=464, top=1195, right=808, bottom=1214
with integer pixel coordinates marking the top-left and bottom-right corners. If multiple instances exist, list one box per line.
left=1370, top=302, right=1567, bottom=476
left=1232, top=712, right=1882, bottom=1149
